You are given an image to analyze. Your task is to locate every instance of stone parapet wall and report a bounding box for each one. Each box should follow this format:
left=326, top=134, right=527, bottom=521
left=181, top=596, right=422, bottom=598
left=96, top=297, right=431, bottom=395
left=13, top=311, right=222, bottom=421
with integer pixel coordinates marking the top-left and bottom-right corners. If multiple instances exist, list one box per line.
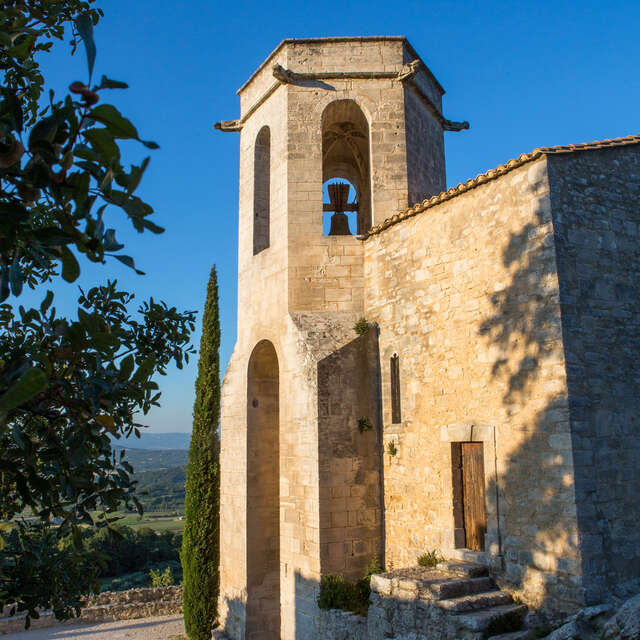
left=316, top=609, right=368, bottom=639
left=0, top=586, right=182, bottom=635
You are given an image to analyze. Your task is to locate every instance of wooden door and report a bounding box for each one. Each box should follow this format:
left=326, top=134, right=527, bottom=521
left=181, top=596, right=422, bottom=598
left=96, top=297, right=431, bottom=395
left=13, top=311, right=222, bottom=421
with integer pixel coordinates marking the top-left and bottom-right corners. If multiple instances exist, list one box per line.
left=461, top=442, right=486, bottom=551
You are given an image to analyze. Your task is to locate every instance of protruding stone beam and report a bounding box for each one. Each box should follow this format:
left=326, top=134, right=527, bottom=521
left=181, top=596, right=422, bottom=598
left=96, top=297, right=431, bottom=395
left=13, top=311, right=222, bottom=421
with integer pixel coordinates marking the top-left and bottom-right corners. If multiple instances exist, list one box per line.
left=397, top=59, right=470, bottom=132
left=215, top=62, right=469, bottom=134
left=272, top=63, right=297, bottom=84
left=442, top=119, right=470, bottom=132
left=396, top=59, right=421, bottom=82
left=272, top=62, right=398, bottom=84
left=214, top=119, right=243, bottom=132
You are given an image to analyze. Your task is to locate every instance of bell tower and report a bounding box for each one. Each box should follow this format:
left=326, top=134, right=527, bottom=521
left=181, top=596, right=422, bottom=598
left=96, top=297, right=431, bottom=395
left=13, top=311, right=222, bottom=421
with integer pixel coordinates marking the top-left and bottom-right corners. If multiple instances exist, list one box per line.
left=215, top=37, right=467, bottom=640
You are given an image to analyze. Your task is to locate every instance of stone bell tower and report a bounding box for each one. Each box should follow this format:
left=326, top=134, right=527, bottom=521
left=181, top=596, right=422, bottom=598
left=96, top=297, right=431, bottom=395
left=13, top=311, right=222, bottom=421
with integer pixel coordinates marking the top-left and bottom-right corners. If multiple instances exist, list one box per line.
left=215, top=37, right=466, bottom=640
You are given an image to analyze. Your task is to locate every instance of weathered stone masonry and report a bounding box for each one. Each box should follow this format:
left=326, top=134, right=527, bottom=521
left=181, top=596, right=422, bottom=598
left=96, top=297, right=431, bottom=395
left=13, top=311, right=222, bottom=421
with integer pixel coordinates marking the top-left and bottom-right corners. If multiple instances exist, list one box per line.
left=215, top=34, right=640, bottom=639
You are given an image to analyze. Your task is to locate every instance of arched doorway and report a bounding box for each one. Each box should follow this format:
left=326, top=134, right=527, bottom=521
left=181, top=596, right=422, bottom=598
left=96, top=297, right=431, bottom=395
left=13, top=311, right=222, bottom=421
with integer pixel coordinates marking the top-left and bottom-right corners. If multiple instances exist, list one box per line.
left=246, top=340, right=280, bottom=639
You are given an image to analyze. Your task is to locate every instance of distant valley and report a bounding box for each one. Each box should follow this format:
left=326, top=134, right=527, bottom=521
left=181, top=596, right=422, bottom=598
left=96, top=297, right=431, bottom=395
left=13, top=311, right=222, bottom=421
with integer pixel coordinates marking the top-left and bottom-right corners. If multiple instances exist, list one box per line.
left=110, top=430, right=191, bottom=451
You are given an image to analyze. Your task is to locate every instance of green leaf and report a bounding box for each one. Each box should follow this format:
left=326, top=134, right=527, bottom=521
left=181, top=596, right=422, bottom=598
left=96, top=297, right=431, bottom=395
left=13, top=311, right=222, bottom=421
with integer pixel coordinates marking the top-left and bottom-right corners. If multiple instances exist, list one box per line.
left=1, top=88, right=23, bottom=133
left=141, top=218, right=164, bottom=234
left=40, top=290, right=54, bottom=314
left=9, top=260, right=23, bottom=296
left=28, top=115, right=59, bottom=149
left=60, top=246, right=80, bottom=283
left=88, top=105, right=138, bottom=139
left=73, top=144, right=101, bottom=163
left=74, top=14, right=97, bottom=81
left=71, top=525, right=83, bottom=550
left=82, top=128, right=120, bottom=164
left=95, top=76, right=128, bottom=90
left=103, top=229, right=124, bottom=252
left=0, top=270, right=9, bottom=302
left=0, top=368, right=47, bottom=411
left=91, top=332, right=119, bottom=350
left=0, top=201, right=28, bottom=224
left=141, top=140, right=159, bottom=149
left=113, top=254, right=145, bottom=275
left=132, top=356, right=155, bottom=383
left=115, top=156, right=149, bottom=195
left=119, top=354, right=135, bottom=381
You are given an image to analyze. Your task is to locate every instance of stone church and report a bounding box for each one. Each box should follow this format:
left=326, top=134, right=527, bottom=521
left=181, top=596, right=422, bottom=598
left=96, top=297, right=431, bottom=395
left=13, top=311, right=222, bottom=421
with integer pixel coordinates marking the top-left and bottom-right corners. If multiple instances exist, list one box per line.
left=214, top=37, right=640, bottom=639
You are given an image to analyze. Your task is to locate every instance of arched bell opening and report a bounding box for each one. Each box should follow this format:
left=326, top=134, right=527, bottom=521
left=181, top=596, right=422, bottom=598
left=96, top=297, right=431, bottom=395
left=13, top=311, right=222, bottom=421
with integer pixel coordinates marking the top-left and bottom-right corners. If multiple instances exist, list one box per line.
left=321, top=100, right=371, bottom=235
left=322, top=178, right=358, bottom=235
left=246, top=340, right=280, bottom=639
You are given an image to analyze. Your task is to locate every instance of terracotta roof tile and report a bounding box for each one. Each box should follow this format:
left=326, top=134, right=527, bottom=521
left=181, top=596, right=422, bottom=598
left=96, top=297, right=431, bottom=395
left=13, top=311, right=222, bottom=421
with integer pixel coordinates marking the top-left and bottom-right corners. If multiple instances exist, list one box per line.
left=365, top=133, right=640, bottom=238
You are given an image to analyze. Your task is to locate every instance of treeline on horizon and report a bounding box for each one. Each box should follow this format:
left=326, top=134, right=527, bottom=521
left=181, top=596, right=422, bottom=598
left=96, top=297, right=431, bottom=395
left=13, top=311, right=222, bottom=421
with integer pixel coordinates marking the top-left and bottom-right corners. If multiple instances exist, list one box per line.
left=2, top=524, right=183, bottom=593
left=133, top=465, right=186, bottom=513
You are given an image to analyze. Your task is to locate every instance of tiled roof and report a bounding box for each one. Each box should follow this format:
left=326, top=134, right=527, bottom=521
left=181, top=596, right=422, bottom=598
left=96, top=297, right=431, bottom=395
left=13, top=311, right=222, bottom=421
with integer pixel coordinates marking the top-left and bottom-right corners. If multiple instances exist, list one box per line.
left=365, top=133, right=640, bottom=238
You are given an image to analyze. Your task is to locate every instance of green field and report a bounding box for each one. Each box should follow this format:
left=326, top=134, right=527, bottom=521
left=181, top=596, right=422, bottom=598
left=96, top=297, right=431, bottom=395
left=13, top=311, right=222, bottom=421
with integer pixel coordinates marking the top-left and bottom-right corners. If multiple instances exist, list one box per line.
left=106, top=511, right=185, bottom=532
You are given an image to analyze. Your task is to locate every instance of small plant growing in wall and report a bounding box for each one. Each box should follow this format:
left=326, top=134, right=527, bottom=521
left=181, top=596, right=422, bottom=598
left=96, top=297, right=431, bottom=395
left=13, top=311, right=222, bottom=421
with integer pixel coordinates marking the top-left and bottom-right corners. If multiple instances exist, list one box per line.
left=149, top=566, right=174, bottom=587
left=417, top=549, right=444, bottom=568
left=387, top=441, right=398, bottom=457
left=358, top=417, right=373, bottom=433
left=354, top=317, right=370, bottom=335
left=317, top=556, right=384, bottom=617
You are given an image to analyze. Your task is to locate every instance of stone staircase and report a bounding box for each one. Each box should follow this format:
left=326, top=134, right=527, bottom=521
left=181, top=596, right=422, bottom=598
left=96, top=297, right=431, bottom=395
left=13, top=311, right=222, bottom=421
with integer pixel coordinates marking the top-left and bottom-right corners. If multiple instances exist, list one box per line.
left=368, top=561, right=528, bottom=640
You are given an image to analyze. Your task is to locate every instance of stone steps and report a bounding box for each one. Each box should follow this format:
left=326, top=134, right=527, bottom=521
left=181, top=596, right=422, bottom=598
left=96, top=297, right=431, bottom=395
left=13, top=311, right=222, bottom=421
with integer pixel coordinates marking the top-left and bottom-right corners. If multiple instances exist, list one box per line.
left=437, top=590, right=514, bottom=613
left=426, top=576, right=496, bottom=600
left=368, top=560, right=528, bottom=640
left=437, top=561, right=490, bottom=579
left=486, top=631, right=533, bottom=640
left=455, top=603, right=529, bottom=634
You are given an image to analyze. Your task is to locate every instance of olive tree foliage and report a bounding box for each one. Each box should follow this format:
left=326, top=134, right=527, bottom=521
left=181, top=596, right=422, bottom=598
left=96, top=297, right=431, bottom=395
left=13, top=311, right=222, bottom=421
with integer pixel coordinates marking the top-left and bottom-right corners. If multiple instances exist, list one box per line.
left=0, top=0, right=196, bottom=623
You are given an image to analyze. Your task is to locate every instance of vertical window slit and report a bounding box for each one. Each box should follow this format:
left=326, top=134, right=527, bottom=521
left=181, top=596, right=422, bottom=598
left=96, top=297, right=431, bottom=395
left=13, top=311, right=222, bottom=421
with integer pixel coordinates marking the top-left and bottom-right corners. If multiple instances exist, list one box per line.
left=253, top=126, right=270, bottom=254
left=390, top=353, right=401, bottom=424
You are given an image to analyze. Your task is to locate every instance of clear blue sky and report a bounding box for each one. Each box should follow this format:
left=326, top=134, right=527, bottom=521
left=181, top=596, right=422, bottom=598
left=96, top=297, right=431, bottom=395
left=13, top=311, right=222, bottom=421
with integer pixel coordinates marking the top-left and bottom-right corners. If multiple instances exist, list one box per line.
left=34, top=0, right=640, bottom=433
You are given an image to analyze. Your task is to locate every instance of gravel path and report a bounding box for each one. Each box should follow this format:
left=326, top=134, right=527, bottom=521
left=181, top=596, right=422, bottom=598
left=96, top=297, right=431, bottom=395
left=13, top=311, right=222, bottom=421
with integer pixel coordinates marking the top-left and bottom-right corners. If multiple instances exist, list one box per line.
left=0, top=615, right=185, bottom=640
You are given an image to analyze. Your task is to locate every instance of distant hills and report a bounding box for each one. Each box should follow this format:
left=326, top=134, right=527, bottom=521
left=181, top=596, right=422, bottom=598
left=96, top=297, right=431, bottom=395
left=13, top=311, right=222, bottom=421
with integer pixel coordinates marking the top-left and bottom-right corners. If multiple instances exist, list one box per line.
left=134, top=465, right=187, bottom=512
left=118, top=448, right=189, bottom=472
left=107, top=432, right=191, bottom=511
left=110, top=431, right=191, bottom=451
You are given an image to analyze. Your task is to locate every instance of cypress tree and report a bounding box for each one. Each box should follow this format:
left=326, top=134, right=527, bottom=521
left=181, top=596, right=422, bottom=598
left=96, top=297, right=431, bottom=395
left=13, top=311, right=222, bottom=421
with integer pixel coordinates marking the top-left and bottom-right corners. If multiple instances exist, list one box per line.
left=182, top=266, right=220, bottom=639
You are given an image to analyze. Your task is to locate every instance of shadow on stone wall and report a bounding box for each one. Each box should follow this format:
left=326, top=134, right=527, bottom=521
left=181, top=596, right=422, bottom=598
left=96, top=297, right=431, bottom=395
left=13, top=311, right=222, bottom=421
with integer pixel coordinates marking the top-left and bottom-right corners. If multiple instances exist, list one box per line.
left=478, top=187, right=584, bottom=617
left=317, top=329, right=383, bottom=580
left=480, top=155, right=640, bottom=617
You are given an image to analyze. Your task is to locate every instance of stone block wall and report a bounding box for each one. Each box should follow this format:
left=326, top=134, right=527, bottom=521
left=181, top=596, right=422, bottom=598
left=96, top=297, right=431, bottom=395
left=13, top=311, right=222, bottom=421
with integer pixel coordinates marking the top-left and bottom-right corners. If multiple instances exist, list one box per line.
left=317, top=326, right=383, bottom=580
left=363, top=157, right=583, bottom=615
left=547, top=146, right=640, bottom=604
left=288, top=235, right=364, bottom=312
left=0, top=587, right=183, bottom=635
left=404, top=83, right=446, bottom=206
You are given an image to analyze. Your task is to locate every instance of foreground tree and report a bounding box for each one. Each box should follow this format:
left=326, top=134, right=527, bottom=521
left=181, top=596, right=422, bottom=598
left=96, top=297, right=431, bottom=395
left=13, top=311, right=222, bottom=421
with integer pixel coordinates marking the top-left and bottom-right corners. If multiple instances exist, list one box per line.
left=0, top=0, right=195, bottom=623
left=182, top=266, right=220, bottom=639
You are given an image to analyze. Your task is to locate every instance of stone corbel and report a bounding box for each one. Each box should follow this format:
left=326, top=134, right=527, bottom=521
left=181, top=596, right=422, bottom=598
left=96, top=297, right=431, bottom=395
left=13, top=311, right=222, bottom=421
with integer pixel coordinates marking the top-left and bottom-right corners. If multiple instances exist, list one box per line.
left=214, top=120, right=243, bottom=132
left=396, top=59, right=421, bottom=82
left=443, top=119, right=470, bottom=132
left=272, top=63, right=297, bottom=84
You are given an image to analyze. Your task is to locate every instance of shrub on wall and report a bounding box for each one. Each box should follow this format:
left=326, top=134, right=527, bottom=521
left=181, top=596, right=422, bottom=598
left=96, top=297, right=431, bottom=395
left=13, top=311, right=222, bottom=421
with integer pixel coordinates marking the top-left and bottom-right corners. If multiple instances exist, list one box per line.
left=317, top=556, right=383, bottom=617
left=182, top=266, right=221, bottom=640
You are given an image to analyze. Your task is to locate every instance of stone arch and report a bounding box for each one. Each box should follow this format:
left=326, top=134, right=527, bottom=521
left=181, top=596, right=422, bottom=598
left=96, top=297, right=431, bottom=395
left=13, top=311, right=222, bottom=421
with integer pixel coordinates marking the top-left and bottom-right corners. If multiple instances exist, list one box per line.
left=246, top=340, right=280, bottom=638
left=253, top=126, right=270, bottom=254
left=321, top=99, right=372, bottom=234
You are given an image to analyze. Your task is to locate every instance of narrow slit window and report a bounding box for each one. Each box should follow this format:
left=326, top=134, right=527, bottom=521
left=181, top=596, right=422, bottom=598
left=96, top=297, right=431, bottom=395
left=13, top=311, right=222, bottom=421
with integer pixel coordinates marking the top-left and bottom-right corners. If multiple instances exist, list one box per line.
left=253, top=126, right=270, bottom=254
left=390, top=353, right=401, bottom=424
